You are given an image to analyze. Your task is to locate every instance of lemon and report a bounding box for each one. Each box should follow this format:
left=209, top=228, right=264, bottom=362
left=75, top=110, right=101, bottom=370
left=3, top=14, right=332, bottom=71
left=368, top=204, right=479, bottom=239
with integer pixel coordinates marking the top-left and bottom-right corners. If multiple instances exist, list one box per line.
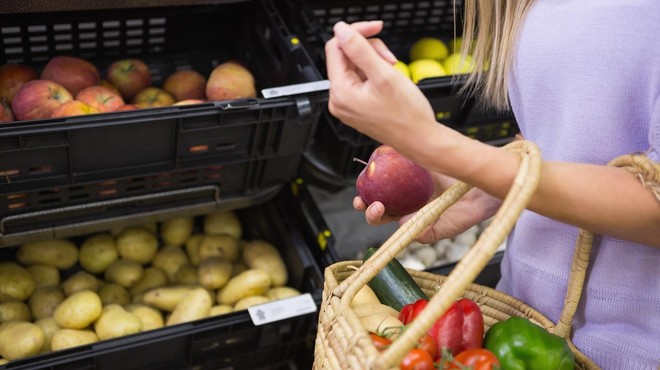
left=442, top=53, right=475, bottom=75
left=409, top=37, right=448, bottom=62
left=408, top=59, right=447, bottom=83
left=449, top=37, right=463, bottom=54
left=393, top=61, right=411, bottom=79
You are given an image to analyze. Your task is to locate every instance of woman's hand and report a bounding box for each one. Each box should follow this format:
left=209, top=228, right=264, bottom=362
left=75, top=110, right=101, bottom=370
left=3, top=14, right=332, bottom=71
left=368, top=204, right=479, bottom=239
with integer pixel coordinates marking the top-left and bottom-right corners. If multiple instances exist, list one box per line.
left=325, top=21, right=439, bottom=153
left=354, top=173, right=502, bottom=244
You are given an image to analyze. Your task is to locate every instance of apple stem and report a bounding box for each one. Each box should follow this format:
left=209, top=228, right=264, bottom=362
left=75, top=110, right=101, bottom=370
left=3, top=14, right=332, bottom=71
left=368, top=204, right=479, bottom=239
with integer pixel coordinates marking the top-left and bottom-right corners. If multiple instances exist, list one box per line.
left=353, top=158, right=368, bottom=167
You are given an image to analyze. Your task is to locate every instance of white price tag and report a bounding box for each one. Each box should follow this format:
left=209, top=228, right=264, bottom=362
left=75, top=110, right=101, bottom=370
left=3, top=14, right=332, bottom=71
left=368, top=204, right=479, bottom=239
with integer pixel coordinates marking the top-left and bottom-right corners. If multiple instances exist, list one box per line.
left=248, top=293, right=317, bottom=326
left=261, top=80, right=330, bottom=99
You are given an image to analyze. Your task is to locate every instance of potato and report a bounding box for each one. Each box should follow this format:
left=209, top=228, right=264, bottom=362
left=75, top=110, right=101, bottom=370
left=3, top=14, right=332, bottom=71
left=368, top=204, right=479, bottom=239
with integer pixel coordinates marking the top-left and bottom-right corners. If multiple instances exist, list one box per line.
left=129, top=266, right=168, bottom=296
left=218, top=269, right=271, bottom=306
left=98, top=284, right=131, bottom=306
left=203, top=210, right=242, bottom=239
left=166, top=288, right=212, bottom=326
left=79, top=233, right=118, bottom=274
left=197, top=234, right=240, bottom=263
left=61, top=271, right=100, bottom=296
left=231, top=262, right=248, bottom=277
left=185, top=234, right=204, bottom=266
left=50, top=329, right=98, bottom=351
left=0, top=262, right=36, bottom=302
left=152, top=246, right=189, bottom=281
left=28, top=286, right=65, bottom=320
left=26, top=265, right=60, bottom=287
left=0, top=301, right=31, bottom=322
left=17, top=239, right=78, bottom=270
left=173, top=264, right=198, bottom=285
left=104, top=259, right=144, bottom=288
left=359, top=313, right=404, bottom=339
left=265, top=286, right=301, bottom=301
left=126, top=304, right=164, bottom=331
left=242, top=240, right=287, bottom=287
left=94, top=304, right=143, bottom=340
left=53, top=290, right=102, bottom=329
left=111, top=222, right=157, bottom=236
left=161, top=217, right=194, bottom=247
left=34, top=317, right=59, bottom=353
left=351, top=285, right=380, bottom=307
left=197, top=256, right=233, bottom=290
left=142, top=285, right=193, bottom=311
left=0, top=321, right=44, bottom=360
left=116, top=227, right=158, bottom=265
left=233, top=296, right=269, bottom=311
left=209, top=305, right=233, bottom=317
left=0, top=358, right=7, bottom=365
left=352, top=303, right=400, bottom=319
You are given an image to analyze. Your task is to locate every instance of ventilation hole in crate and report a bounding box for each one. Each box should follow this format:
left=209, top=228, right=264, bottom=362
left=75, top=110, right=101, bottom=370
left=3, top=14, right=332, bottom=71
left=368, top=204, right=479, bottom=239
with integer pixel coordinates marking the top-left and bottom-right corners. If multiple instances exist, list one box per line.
left=402, top=2, right=415, bottom=10
left=1, top=26, right=20, bottom=34
left=4, top=47, right=23, bottom=55
left=99, top=189, right=117, bottom=196
left=27, top=25, right=47, bottom=33
left=3, top=37, right=20, bottom=44
left=68, top=186, right=83, bottom=192
left=205, top=173, right=222, bottom=180
left=31, top=45, right=48, bottom=53
left=8, top=202, right=27, bottom=210
left=126, top=19, right=143, bottom=27
left=216, top=143, right=236, bottom=152
left=79, top=32, right=96, bottom=40
left=103, top=30, right=120, bottom=38
left=329, top=7, right=345, bottom=15
left=54, top=34, right=72, bottom=42
left=55, top=44, right=73, bottom=51
left=102, top=20, right=120, bottom=29
left=149, top=18, right=166, bottom=26
left=7, top=193, right=27, bottom=200
left=149, top=28, right=165, bottom=35
left=154, top=181, right=172, bottom=188
left=189, top=145, right=209, bottom=154
left=126, top=29, right=143, bottom=37
left=29, top=35, right=47, bottom=43
left=78, top=22, right=96, bottom=30
left=180, top=177, right=197, bottom=184
left=39, top=198, right=61, bottom=205
left=126, top=185, right=145, bottom=192
left=80, top=42, right=97, bottom=49
left=148, top=37, right=165, bottom=45
left=127, top=39, right=143, bottom=46
left=69, top=193, right=90, bottom=200
left=104, top=40, right=120, bottom=48
left=399, top=11, right=412, bottom=18
left=28, top=165, right=53, bottom=175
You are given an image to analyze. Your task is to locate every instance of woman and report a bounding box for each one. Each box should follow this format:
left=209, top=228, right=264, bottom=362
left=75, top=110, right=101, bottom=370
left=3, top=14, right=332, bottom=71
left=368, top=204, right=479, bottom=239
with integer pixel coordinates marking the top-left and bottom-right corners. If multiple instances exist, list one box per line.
left=324, top=1, right=660, bottom=368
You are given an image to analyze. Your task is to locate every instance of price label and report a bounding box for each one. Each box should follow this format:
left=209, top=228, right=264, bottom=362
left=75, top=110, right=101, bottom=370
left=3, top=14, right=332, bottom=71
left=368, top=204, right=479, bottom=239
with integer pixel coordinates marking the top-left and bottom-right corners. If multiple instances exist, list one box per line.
left=261, top=80, right=330, bottom=99
left=248, top=293, right=317, bottom=326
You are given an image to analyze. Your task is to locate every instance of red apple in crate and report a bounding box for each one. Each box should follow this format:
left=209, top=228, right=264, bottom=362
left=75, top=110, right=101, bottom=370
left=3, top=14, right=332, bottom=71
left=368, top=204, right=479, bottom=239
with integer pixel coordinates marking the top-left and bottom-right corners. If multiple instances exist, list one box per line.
left=99, top=79, right=122, bottom=96
left=41, top=56, right=100, bottom=96
left=355, top=145, right=434, bottom=217
left=163, top=70, right=207, bottom=101
left=206, top=61, right=256, bottom=101
left=173, top=99, right=204, bottom=106
left=51, top=100, right=100, bottom=118
left=114, top=104, right=140, bottom=112
left=12, top=79, right=73, bottom=121
left=132, top=87, right=175, bottom=108
left=76, top=86, right=125, bottom=112
left=0, top=64, right=39, bottom=104
left=0, top=100, right=14, bottom=123
left=106, top=59, right=152, bottom=101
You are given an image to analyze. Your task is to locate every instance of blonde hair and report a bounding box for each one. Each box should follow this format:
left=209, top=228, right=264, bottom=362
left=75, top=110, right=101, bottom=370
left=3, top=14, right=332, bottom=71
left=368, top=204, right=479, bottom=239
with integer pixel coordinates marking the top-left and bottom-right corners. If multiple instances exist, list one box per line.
left=459, top=0, right=535, bottom=111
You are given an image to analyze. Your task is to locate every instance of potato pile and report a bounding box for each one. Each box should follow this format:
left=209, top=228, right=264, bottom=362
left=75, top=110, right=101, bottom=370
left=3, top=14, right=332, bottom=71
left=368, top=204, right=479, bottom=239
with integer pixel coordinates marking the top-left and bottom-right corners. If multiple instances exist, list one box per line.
left=0, top=210, right=301, bottom=363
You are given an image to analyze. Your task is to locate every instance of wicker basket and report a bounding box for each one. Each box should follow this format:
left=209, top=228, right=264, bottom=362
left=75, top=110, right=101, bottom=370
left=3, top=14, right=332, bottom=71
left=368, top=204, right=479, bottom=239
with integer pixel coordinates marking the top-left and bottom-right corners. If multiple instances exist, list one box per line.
left=313, top=140, right=660, bottom=370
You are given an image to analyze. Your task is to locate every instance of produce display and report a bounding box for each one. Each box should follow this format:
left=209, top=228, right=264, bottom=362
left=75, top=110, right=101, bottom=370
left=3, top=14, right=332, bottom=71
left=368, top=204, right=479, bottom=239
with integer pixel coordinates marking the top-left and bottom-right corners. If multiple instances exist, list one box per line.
left=394, top=37, right=476, bottom=83
left=0, top=55, right=258, bottom=124
left=351, top=252, right=575, bottom=369
left=0, top=210, right=302, bottom=363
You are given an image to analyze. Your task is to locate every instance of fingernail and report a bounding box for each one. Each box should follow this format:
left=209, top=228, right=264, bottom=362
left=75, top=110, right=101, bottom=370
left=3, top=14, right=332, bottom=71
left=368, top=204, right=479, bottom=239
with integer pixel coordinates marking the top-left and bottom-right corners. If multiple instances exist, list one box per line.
left=384, top=49, right=397, bottom=64
left=369, top=203, right=384, bottom=217
left=333, top=21, right=352, bottom=41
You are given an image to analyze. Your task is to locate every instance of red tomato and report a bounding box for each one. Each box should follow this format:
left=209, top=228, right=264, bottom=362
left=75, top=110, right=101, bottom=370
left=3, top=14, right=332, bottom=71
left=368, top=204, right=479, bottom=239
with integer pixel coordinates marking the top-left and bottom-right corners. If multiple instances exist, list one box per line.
left=401, top=348, right=435, bottom=370
left=446, top=348, right=500, bottom=370
left=370, top=333, right=392, bottom=351
left=417, top=334, right=438, bottom=360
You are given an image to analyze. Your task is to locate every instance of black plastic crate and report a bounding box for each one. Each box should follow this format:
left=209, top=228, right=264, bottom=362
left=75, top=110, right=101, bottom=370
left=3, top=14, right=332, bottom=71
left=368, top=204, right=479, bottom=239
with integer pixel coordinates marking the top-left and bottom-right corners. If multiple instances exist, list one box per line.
left=276, top=0, right=519, bottom=184
left=0, top=190, right=323, bottom=370
left=0, top=0, right=327, bottom=246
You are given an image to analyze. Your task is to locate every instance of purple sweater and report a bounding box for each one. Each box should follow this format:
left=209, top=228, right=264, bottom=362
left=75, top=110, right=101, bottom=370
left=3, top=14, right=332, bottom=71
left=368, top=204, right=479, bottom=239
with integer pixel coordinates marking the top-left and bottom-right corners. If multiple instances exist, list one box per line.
left=498, top=0, right=660, bottom=369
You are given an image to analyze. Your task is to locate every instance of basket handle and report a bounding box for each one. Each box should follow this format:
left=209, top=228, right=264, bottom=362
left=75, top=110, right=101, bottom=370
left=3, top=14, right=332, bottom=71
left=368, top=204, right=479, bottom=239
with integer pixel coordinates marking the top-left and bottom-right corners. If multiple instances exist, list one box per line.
left=551, top=153, right=660, bottom=338
left=334, top=140, right=543, bottom=369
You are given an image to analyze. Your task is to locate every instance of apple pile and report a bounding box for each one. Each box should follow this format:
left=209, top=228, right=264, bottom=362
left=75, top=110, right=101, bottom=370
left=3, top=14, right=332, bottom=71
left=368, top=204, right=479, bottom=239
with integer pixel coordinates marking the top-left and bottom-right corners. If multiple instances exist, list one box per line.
left=0, top=55, right=258, bottom=123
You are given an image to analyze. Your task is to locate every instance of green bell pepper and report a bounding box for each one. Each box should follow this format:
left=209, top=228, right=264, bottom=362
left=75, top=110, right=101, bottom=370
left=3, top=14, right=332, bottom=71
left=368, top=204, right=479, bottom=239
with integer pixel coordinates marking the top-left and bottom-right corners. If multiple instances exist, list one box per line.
left=484, top=316, right=575, bottom=370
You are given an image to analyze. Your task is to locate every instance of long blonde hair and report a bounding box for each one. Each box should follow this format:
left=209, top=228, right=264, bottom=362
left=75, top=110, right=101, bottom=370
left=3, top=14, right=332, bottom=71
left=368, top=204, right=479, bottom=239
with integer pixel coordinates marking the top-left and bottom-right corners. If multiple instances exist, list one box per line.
left=459, top=0, right=535, bottom=111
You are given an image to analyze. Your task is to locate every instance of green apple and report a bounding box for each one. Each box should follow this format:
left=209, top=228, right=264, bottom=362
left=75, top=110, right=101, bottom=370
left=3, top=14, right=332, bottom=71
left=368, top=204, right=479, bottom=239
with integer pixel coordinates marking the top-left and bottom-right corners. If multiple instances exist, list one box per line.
left=409, top=37, right=448, bottom=62
left=442, top=53, right=475, bottom=75
left=408, top=59, right=447, bottom=83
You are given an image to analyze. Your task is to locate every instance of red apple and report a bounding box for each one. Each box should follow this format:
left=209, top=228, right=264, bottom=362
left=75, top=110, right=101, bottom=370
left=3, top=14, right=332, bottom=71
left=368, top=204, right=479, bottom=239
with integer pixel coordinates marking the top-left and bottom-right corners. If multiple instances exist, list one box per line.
left=99, top=79, right=121, bottom=96
left=12, top=79, right=73, bottom=121
left=355, top=145, right=434, bottom=216
left=106, top=59, right=152, bottom=101
left=132, top=87, right=175, bottom=108
left=76, top=85, right=125, bottom=112
left=50, top=100, right=100, bottom=118
left=206, top=61, right=256, bottom=101
left=41, top=56, right=100, bottom=96
left=163, top=70, right=206, bottom=101
left=114, top=104, right=140, bottom=112
left=0, top=64, right=39, bottom=104
left=173, top=99, right=205, bottom=106
left=0, top=100, right=14, bottom=123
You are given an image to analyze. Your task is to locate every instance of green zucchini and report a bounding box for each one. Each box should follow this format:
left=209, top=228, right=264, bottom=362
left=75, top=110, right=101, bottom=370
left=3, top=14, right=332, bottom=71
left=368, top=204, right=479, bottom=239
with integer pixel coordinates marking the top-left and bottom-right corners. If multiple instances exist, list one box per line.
left=363, top=247, right=427, bottom=311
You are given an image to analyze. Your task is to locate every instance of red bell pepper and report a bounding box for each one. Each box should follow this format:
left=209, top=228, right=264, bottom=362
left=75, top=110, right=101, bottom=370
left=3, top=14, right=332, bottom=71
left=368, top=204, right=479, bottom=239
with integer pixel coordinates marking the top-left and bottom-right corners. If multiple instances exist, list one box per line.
left=398, top=298, right=484, bottom=357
